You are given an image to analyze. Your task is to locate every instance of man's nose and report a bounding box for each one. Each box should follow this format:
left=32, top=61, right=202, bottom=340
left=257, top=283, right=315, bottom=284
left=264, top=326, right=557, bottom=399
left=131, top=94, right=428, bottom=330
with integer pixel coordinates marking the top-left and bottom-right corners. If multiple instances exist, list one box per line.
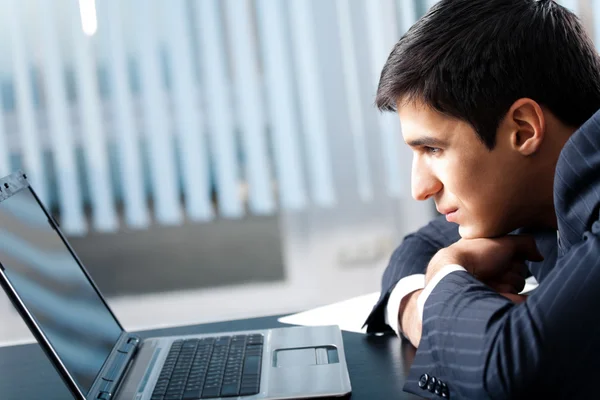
left=411, top=159, right=442, bottom=201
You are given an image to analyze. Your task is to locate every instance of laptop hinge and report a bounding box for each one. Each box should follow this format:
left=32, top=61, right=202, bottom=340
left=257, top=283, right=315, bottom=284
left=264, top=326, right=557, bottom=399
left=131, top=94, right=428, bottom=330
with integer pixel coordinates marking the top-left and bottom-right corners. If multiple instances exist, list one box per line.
left=96, top=336, right=141, bottom=400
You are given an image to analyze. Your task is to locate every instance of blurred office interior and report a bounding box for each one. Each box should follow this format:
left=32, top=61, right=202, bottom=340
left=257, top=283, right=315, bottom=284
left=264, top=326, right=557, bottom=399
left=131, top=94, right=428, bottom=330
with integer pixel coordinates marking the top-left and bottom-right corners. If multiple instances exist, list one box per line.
left=0, top=0, right=595, bottom=345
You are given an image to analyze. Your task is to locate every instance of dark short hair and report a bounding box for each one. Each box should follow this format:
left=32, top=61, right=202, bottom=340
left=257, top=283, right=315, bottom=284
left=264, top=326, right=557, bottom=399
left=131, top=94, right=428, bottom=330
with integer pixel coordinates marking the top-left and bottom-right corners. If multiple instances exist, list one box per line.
left=376, top=0, right=600, bottom=149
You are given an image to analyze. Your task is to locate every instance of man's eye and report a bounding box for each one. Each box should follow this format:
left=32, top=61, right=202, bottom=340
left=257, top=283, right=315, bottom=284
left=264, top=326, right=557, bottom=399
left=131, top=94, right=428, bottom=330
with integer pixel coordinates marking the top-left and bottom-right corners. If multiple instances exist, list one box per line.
left=424, top=146, right=441, bottom=154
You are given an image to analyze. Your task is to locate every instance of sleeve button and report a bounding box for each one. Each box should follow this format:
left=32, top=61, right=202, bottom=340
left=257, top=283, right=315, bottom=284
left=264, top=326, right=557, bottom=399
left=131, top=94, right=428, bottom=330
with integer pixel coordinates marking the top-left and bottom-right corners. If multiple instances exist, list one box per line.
left=418, top=374, right=430, bottom=389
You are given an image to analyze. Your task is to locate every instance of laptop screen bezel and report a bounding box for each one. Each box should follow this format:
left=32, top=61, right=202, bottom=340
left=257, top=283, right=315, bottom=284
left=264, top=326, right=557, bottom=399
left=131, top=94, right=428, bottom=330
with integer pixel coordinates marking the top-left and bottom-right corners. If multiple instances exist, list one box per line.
left=0, top=171, right=126, bottom=399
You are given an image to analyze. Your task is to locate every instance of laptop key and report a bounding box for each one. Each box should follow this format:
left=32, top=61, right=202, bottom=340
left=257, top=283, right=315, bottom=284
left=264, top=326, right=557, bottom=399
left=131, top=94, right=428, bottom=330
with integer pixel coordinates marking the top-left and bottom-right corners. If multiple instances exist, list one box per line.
left=166, top=384, right=184, bottom=391
left=239, top=385, right=260, bottom=396
left=220, top=383, right=240, bottom=397
left=204, top=378, right=220, bottom=387
left=154, top=386, right=167, bottom=394
left=201, top=386, right=222, bottom=398
left=247, top=335, right=263, bottom=344
left=243, top=355, right=261, bottom=375
left=216, top=336, right=231, bottom=346
left=241, top=380, right=258, bottom=390
left=182, top=389, right=202, bottom=400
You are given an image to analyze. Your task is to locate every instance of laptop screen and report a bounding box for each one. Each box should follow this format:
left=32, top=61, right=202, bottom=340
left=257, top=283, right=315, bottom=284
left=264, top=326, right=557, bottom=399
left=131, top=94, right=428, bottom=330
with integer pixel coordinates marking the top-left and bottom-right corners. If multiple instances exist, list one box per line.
left=0, top=186, right=123, bottom=395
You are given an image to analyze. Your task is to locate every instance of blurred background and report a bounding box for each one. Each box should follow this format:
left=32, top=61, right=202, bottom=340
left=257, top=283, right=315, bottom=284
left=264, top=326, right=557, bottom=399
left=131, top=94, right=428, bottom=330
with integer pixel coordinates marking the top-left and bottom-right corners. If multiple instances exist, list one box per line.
left=0, top=0, right=595, bottom=345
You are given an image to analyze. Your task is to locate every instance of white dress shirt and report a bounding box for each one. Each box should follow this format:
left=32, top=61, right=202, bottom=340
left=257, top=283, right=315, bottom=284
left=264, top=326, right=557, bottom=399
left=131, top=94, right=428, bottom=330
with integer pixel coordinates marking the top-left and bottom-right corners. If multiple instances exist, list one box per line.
left=384, top=274, right=425, bottom=336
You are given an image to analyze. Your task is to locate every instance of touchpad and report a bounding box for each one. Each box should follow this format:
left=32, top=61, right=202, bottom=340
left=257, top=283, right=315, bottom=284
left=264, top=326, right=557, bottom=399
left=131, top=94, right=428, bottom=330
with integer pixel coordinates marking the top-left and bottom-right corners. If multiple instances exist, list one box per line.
left=274, top=346, right=339, bottom=367
left=274, top=348, right=316, bottom=367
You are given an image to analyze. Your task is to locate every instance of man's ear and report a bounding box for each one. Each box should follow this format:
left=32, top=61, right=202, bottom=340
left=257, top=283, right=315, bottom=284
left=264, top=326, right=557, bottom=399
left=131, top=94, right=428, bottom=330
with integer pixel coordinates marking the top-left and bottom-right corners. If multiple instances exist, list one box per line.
left=504, top=98, right=545, bottom=156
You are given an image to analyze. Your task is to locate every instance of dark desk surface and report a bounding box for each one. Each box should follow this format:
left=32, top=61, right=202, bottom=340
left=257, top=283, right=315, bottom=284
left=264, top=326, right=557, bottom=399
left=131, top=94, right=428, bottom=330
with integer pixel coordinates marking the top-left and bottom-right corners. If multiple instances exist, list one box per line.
left=0, top=315, right=423, bottom=400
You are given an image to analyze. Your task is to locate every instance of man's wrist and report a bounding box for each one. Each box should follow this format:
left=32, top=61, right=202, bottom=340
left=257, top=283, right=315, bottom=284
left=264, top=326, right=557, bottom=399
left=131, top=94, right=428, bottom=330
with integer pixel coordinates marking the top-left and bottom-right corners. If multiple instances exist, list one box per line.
left=399, top=289, right=423, bottom=347
left=399, top=289, right=419, bottom=325
left=386, top=275, right=426, bottom=336
left=425, top=249, right=461, bottom=284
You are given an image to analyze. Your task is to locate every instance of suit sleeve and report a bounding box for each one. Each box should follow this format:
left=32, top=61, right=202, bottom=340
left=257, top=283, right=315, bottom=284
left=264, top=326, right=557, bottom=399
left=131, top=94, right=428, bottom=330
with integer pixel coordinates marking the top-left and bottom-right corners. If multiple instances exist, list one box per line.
left=364, top=215, right=460, bottom=333
left=404, top=218, right=600, bottom=400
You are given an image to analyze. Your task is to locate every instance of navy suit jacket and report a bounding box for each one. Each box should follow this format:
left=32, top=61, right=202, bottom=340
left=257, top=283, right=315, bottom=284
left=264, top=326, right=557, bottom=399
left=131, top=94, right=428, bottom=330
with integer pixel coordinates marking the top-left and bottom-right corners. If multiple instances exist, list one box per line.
left=365, top=109, right=600, bottom=399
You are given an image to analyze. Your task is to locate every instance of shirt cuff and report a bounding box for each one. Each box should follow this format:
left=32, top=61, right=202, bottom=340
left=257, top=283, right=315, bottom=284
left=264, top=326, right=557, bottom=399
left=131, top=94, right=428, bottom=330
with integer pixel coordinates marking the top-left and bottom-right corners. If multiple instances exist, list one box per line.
left=384, top=274, right=426, bottom=336
left=417, top=264, right=467, bottom=322
left=521, top=275, right=539, bottom=294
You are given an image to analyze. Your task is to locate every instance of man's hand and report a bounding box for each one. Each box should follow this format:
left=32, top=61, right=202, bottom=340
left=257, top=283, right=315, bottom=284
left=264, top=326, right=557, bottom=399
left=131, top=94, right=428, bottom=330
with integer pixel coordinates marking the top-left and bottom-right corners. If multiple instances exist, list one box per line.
left=484, top=261, right=528, bottom=294
left=400, top=236, right=541, bottom=348
left=425, top=235, right=544, bottom=288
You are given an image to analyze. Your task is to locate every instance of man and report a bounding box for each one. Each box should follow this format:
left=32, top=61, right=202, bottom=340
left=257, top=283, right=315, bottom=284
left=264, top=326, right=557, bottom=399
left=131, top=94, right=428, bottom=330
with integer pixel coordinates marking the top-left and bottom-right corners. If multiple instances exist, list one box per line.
left=363, top=0, right=600, bottom=398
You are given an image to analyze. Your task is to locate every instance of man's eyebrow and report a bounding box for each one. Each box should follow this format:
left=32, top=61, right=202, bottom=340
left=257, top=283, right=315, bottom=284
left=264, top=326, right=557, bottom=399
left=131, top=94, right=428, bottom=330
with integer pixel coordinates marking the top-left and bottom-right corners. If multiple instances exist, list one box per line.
left=406, top=136, right=449, bottom=148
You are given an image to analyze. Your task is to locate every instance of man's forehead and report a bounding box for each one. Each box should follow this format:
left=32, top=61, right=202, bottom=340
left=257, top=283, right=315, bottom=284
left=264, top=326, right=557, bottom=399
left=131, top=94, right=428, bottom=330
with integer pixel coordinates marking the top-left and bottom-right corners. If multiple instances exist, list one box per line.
left=397, top=104, right=455, bottom=142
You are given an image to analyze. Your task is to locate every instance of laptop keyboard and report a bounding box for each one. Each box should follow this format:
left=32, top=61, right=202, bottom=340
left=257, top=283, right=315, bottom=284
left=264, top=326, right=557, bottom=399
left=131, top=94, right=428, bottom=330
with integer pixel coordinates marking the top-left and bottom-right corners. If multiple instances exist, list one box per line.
left=151, top=334, right=264, bottom=400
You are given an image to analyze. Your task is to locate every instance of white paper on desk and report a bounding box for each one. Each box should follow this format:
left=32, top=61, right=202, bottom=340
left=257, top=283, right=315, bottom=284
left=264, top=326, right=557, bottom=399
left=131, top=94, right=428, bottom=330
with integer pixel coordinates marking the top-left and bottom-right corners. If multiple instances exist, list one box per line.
left=278, top=292, right=380, bottom=334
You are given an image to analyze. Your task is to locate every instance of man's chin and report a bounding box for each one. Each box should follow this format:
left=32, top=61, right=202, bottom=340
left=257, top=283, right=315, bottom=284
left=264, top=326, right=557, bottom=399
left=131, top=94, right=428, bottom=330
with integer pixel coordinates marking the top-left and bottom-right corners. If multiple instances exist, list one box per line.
left=458, top=224, right=504, bottom=239
left=458, top=225, right=477, bottom=239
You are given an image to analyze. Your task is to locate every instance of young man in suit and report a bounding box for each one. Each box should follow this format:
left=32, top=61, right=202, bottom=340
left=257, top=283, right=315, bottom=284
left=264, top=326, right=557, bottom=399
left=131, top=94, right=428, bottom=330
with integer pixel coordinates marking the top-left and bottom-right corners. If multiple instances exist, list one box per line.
left=363, top=0, right=600, bottom=398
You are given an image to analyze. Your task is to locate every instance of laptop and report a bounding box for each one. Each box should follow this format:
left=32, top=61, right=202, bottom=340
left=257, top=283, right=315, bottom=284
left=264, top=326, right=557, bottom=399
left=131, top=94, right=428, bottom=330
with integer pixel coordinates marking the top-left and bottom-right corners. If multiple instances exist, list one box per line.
left=0, top=171, right=351, bottom=400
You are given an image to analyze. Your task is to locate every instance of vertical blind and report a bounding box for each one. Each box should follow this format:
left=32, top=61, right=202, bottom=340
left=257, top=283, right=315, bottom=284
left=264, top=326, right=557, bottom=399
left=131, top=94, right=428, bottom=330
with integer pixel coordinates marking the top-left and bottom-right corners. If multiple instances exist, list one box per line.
left=0, top=0, right=591, bottom=235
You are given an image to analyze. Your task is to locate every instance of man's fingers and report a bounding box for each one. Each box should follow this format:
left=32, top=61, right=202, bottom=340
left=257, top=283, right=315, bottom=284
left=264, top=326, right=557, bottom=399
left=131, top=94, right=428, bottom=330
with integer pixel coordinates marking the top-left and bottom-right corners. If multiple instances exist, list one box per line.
left=504, top=235, right=544, bottom=262
left=489, top=283, right=519, bottom=294
left=510, top=261, right=528, bottom=276
left=497, top=271, right=526, bottom=293
left=487, top=267, right=526, bottom=294
left=500, top=293, right=528, bottom=304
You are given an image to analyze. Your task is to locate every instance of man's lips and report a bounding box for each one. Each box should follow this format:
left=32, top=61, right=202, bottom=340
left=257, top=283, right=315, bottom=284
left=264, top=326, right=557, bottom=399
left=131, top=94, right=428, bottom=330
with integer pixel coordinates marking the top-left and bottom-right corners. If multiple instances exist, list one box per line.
left=438, top=208, right=459, bottom=222
left=445, top=210, right=459, bottom=222
left=437, top=207, right=458, bottom=215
